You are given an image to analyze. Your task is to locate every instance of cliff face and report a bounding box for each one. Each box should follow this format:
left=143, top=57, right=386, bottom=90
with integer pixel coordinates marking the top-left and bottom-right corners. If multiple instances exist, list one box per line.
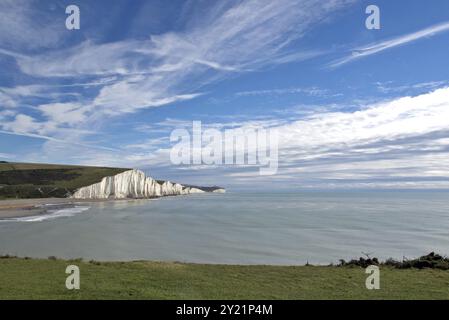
left=71, top=169, right=207, bottom=199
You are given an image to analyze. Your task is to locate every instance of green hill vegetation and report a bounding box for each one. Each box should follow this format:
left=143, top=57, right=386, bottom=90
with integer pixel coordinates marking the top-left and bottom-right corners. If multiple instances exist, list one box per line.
left=0, top=162, right=129, bottom=199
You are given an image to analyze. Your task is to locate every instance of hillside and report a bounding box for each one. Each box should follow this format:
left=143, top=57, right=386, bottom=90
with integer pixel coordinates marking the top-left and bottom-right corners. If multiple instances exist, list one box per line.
left=0, top=162, right=129, bottom=199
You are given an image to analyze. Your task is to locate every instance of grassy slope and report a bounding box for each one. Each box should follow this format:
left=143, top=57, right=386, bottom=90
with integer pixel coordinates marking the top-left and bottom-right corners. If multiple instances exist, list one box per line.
left=0, top=162, right=129, bottom=199
left=0, top=258, right=448, bottom=299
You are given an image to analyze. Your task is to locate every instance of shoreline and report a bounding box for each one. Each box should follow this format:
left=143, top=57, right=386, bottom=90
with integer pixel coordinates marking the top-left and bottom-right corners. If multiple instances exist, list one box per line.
left=0, top=197, right=150, bottom=219
left=0, top=198, right=74, bottom=219
left=0, top=192, right=218, bottom=219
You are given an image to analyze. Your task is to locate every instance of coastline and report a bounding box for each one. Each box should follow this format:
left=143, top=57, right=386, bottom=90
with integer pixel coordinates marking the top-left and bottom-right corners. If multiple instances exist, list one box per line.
left=0, top=165, right=225, bottom=219
left=0, top=198, right=73, bottom=219
left=0, top=198, right=120, bottom=219
left=0, top=191, right=223, bottom=219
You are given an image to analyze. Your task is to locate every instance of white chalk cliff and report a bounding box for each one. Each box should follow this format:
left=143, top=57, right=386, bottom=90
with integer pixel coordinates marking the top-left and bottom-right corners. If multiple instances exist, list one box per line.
left=71, top=169, right=210, bottom=199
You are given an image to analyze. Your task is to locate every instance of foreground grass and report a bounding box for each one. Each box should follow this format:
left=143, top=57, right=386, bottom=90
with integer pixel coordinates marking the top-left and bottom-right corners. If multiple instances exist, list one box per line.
left=0, top=257, right=448, bottom=299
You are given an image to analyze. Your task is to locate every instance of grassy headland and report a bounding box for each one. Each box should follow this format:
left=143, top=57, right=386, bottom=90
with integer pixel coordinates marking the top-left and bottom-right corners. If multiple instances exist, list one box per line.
left=0, top=162, right=129, bottom=199
left=0, top=255, right=448, bottom=299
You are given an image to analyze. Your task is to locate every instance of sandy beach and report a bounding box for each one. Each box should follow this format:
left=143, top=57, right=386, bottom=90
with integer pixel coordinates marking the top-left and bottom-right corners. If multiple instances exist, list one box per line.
left=0, top=198, right=91, bottom=219
left=0, top=197, right=157, bottom=219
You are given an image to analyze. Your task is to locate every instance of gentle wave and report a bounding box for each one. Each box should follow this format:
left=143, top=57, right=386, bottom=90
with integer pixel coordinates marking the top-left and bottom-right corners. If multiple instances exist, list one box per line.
left=2, top=206, right=91, bottom=222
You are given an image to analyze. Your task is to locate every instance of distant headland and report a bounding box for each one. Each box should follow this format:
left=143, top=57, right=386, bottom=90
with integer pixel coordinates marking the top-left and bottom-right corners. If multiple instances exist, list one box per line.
left=0, top=162, right=224, bottom=200
left=0, top=162, right=225, bottom=219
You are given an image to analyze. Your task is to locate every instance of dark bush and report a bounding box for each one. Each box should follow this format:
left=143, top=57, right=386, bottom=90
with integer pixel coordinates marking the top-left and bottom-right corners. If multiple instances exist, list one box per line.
left=338, top=252, right=449, bottom=270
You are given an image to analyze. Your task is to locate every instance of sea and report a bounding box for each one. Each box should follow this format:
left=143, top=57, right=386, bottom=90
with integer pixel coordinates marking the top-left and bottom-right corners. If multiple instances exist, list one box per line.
left=1, top=190, right=449, bottom=265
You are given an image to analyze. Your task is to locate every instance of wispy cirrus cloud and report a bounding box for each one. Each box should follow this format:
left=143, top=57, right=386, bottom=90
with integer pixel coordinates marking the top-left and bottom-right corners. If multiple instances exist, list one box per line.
left=329, top=21, right=449, bottom=68
left=235, top=86, right=329, bottom=97
left=7, top=0, right=351, bottom=78
left=0, top=0, right=354, bottom=150
left=0, top=0, right=66, bottom=50
left=375, top=80, right=449, bottom=94
left=0, top=129, right=118, bottom=152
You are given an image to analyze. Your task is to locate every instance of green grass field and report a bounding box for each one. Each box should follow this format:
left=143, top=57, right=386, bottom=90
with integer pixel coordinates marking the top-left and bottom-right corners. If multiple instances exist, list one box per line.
left=0, top=162, right=128, bottom=199
left=0, top=257, right=448, bottom=299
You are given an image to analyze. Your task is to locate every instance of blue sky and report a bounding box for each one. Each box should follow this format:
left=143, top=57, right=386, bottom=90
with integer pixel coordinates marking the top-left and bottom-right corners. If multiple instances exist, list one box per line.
left=1, top=0, right=449, bottom=189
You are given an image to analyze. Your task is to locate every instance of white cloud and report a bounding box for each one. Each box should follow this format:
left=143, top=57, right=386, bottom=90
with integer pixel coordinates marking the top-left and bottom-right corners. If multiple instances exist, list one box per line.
left=0, top=128, right=118, bottom=152
left=0, top=152, right=15, bottom=159
left=0, top=84, right=83, bottom=110
left=2, top=114, right=42, bottom=133
left=0, top=91, right=17, bottom=108
left=0, top=0, right=356, bottom=161
left=278, top=87, right=449, bottom=152
left=6, top=0, right=448, bottom=188
left=38, top=102, right=90, bottom=125
left=5, top=0, right=354, bottom=119
left=329, top=21, right=449, bottom=68
left=137, top=87, right=449, bottom=188
left=0, top=0, right=65, bottom=50
left=14, top=84, right=449, bottom=189
left=236, top=87, right=329, bottom=97
left=375, top=81, right=449, bottom=94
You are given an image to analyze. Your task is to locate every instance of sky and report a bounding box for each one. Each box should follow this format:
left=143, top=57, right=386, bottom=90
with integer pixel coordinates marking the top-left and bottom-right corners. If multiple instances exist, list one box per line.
left=1, top=0, right=449, bottom=189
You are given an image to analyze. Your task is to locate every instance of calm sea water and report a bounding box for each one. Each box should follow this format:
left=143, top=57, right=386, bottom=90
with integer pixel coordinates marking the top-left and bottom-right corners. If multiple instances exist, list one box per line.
left=1, top=191, right=449, bottom=265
